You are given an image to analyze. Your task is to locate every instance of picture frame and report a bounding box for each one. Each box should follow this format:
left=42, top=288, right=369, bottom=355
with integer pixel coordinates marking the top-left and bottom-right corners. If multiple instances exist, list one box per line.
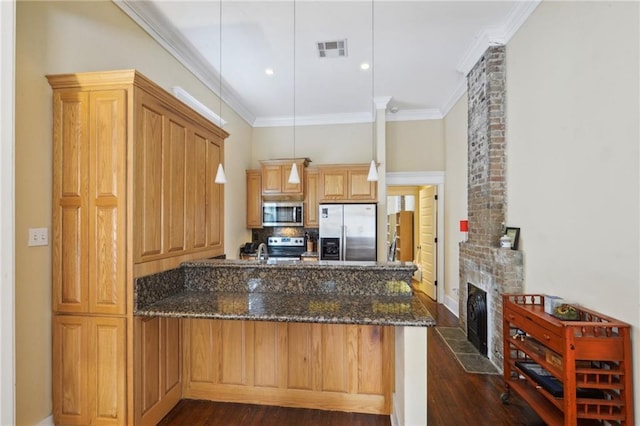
left=505, top=227, right=520, bottom=250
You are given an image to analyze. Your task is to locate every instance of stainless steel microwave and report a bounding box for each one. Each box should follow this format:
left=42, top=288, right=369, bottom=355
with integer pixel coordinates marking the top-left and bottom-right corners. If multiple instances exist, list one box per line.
left=262, top=202, right=304, bottom=227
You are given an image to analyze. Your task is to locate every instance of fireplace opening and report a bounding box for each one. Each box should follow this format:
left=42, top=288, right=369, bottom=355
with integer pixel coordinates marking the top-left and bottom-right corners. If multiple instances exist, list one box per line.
left=467, top=283, right=487, bottom=356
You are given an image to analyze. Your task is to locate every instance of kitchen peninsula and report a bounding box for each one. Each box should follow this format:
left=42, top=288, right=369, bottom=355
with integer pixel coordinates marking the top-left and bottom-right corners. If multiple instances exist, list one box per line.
left=135, top=260, right=433, bottom=426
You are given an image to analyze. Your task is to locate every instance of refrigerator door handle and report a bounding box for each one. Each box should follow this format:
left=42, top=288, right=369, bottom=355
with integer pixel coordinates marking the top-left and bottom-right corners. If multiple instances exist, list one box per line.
left=341, top=225, right=346, bottom=261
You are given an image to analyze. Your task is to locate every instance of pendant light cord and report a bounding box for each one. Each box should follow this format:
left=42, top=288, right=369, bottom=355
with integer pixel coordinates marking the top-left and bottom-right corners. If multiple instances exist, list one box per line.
left=371, top=0, right=375, bottom=160
left=293, top=0, right=296, bottom=160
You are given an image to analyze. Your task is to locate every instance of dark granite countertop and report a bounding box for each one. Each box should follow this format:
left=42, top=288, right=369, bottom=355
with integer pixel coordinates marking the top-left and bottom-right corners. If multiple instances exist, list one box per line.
left=134, top=259, right=435, bottom=327
left=136, top=291, right=434, bottom=327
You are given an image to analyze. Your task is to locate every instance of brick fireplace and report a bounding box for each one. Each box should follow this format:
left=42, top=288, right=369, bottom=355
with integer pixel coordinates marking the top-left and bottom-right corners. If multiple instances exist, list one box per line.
left=459, top=45, right=524, bottom=369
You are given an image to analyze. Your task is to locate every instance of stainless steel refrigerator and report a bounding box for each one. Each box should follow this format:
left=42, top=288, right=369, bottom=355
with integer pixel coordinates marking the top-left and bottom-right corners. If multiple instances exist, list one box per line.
left=318, top=203, right=377, bottom=261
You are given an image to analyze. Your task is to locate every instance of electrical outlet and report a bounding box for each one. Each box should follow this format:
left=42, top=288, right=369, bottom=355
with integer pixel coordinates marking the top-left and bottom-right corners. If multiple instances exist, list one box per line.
left=28, top=227, right=49, bottom=247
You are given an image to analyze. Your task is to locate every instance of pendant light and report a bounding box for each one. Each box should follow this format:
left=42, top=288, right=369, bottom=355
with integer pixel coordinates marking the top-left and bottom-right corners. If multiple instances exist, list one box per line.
left=367, top=0, right=378, bottom=182
left=215, top=0, right=226, bottom=184
left=287, top=0, right=300, bottom=184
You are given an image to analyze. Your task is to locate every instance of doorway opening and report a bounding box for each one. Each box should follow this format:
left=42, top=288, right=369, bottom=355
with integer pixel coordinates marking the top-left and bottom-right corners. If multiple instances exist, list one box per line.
left=387, top=171, right=444, bottom=303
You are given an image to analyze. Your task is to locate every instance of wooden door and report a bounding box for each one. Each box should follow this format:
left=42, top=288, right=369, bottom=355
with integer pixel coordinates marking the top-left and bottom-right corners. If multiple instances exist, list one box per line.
left=52, top=91, right=89, bottom=313
left=246, top=170, right=262, bottom=228
left=304, top=168, right=319, bottom=228
left=89, top=316, right=126, bottom=425
left=318, top=167, right=347, bottom=201
left=53, top=314, right=126, bottom=425
left=88, top=90, right=127, bottom=315
left=134, top=317, right=182, bottom=426
left=348, top=166, right=377, bottom=201
left=53, top=315, right=90, bottom=425
left=261, top=164, right=284, bottom=195
left=206, top=138, right=224, bottom=253
left=419, top=186, right=436, bottom=299
left=187, top=132, right=209, bottom=249
left=162, top=113, right=188, bottom=254
left=135, top=90, right=165, bottom=262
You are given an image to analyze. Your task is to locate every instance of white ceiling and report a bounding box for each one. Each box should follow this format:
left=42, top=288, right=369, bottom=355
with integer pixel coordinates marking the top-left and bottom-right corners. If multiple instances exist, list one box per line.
left=115, top=0, right=540, bottom=127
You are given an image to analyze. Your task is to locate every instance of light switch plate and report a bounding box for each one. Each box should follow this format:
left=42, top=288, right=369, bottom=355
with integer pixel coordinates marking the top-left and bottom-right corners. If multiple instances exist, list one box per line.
left=28, top=227, right=49, bottom=247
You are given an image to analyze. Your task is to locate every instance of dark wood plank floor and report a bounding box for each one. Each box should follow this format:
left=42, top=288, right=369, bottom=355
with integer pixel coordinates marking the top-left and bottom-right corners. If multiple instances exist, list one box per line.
left=158, top=291, right=544, bottom=426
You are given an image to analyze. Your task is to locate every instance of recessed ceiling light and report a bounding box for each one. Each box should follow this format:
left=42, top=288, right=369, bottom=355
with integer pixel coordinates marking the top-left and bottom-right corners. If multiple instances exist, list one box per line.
left=265, top=68, right=274, bottom=76
left=360, top=62, right=370, bottom=70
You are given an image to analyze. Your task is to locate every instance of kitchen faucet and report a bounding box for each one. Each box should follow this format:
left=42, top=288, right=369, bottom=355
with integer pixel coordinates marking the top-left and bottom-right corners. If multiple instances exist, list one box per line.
left=256, top=243, right=269, bottom=260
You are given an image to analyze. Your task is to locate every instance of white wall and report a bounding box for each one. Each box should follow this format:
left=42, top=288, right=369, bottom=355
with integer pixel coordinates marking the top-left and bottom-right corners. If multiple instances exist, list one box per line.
left=251, top=119, right=445, bottom=172
left=251, top=123, right=371, bottom=168
left=15, top=2, right=252, bottom=424
left=442, top=94, right=467, bottom=315
left=506, top=0, right=639, bottom=414
left=387, top=120, right=444, bottom=172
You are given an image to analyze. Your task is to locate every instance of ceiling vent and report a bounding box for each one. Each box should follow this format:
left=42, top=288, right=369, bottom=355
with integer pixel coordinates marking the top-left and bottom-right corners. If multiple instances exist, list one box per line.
left=317, top=40, right=347, bottom=58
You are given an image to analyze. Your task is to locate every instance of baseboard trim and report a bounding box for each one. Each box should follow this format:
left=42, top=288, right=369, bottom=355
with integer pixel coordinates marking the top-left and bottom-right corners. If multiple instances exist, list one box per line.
left=36, top=414, right=54, bottom=426
left=390, top=393, right=400, bottom=426
left=443, top=293, right=459, bottom=318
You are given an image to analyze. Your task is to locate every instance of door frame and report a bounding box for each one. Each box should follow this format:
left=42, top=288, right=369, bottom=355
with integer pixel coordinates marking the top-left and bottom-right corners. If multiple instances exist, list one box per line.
left=0, top=0, right=16, bottom=423
left=387, top=172, right=444, bottom=303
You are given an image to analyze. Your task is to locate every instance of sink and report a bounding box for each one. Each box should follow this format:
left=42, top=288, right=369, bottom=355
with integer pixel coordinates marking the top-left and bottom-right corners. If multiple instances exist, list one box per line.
left=263, top=258, right=300, bottom=265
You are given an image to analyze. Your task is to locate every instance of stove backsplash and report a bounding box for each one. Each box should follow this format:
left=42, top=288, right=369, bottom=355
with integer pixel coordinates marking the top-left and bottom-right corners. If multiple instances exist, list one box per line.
left=252, top=227, right=318, bottom=246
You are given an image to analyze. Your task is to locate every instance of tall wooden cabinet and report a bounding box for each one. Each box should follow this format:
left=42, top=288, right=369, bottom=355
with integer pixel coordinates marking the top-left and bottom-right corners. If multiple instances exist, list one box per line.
left=48, top=70, right=228, bottom=425
left=246, top=169, right=263, bottom=228
left=304, top=168, right=319, bottom=228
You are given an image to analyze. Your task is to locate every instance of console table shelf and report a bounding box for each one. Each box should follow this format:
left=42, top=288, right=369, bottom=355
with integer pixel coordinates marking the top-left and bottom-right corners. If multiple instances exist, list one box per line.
left=502, top=294, right=634, bottom=426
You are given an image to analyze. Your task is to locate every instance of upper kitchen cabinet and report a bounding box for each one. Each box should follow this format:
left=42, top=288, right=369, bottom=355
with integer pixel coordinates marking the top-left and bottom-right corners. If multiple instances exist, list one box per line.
left=246, top=169, right=262, bottom=228
left=135, top=88, right=226, bottom=272
left=318, top=164, right=377, bottom=203
left=304, top=168, right=319, bottom=228
left=260, top=158, right=310, bottom=201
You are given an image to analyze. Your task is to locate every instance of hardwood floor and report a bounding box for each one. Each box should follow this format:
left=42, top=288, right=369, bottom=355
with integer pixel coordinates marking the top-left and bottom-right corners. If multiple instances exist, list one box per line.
left=158, top=292, right=544, bottom=426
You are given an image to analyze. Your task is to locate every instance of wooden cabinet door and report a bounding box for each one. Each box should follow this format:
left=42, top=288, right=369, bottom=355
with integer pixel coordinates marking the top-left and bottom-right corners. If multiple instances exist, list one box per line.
left=53, top=89, right=127, bottom=315
left=134, top=317, right=182, bottom=426
left=348, top=166, right=377, bottom=201
left=53, top=315, right=126, bottom=426
left=304, top=168, right=319, bottom=228
left=162, top=114, right=188, bottom=255
left=261, top=159, right=305, bottom=199
left=318, top=165, right=377, bottom=202
left=246, top=170, right=263, bottom=228
left=53, top=315, right=90, bottom=425
left=53, top=91, right=90, bottom=313
left=261, top=164, right=284, bottom=195
left=318, top=167, right=348, bottom=201
left=88, top=91, right=127, bottom=315
left=206, top=138, right=224, bottom=253
left=186, top=131, right=208, bottom=250
left=135, top=90, right=165, bottom=263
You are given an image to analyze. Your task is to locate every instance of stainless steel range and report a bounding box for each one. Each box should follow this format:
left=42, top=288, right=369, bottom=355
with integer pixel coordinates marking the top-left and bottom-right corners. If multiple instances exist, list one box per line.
left=267, top=236, right=305, bottom=260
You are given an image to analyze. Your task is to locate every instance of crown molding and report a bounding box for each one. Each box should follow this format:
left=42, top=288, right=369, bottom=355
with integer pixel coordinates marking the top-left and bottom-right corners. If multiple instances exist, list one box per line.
left=253, top=112, right=373, bottom=128
left=387, top=171, right=445, bottom=185
left=455, top=0, right=541, bottom=76
left=439, top=78, right=468, bottom=118
left=115, top=0, right=539, bottom=128
left=172, top=87, right=227, bottom=127
left=113, top=0, right=256, bottom=126
left=386, top=108, right=443, bottom=122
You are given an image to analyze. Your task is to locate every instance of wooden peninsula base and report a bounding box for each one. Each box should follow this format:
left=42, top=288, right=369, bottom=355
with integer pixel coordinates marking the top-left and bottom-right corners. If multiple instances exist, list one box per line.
left=136, top=317, right=427, bottom=426
left=134, top=260, right=433, bottom=425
